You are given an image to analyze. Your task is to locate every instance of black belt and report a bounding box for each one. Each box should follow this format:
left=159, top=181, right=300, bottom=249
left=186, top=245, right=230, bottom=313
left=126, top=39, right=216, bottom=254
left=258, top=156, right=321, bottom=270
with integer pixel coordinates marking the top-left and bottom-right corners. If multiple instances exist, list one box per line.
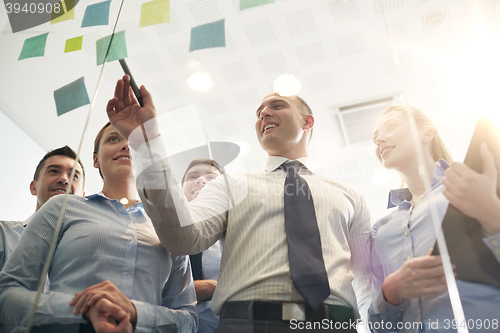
left=220, top=301, right=356, bottom=322
left=30, top=323, right=95, bottom=333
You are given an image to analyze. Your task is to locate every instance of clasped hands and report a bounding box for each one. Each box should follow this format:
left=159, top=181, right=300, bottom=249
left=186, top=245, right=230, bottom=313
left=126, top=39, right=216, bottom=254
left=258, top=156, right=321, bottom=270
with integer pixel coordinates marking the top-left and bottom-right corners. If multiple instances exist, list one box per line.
left=69, top=280, right=136, bottom=333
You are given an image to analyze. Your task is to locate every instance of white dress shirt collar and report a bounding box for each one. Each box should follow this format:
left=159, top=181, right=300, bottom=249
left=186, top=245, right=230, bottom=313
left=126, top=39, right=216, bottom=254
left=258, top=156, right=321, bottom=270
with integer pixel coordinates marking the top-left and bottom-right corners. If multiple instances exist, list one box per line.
left=264, top=155, right=316, bottom=173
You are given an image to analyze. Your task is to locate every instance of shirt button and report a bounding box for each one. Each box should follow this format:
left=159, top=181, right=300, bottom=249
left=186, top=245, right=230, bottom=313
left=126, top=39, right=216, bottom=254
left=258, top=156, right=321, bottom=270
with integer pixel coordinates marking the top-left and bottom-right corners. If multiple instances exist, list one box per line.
left=435, top=176, right=441, bottom=181
left=492, top=240, right=499, bottom=246
left=436, top=161, right=441, bottom=167
left=404, top=231, right=409, bottom=237
left=406, top=256, right=412, bottom=261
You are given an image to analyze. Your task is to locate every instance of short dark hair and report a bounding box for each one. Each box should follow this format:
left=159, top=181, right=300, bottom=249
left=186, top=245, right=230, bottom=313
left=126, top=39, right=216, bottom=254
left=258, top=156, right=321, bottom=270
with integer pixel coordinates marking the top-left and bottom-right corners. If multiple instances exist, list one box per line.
left=181, top=159, right=224, bottom=184
left=33, top=145, right=85, bottom=186
left=93, top=122, right=112, bottom=179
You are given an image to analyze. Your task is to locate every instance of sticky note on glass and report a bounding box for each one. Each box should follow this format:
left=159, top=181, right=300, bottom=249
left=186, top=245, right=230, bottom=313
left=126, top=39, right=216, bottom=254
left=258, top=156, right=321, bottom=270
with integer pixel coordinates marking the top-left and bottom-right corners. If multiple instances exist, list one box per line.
left=139, top=0, right=170, bottom=28
left=54, top=77, right=90, bottom=116
left=240, top=0, right=275, bottom=10
left=51, top=0, right=76, bottom=24
left=65, top=36, right=83, bottom=53
left=18, top=33, right=49, bottom=60
left=189, top=19, right=225, bottom=52
left=81, top=0, right=111, bottom=27
left=96, top=30, right=127, bottom=65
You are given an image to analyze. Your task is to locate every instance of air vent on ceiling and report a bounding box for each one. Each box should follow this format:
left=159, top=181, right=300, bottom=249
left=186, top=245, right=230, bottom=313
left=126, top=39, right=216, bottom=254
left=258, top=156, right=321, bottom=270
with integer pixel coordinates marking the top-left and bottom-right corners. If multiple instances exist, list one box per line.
left=332, top=94, right=402, bottom=146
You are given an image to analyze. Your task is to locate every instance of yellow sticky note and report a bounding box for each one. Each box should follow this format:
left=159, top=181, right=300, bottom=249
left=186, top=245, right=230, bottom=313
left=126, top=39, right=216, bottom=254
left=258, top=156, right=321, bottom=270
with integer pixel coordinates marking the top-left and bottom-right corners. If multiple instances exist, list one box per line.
left=139, top=0, right=170, bottom=28
left=65, top=36, right=83, bottom=53
left=51, top=0, right=76, bottom=25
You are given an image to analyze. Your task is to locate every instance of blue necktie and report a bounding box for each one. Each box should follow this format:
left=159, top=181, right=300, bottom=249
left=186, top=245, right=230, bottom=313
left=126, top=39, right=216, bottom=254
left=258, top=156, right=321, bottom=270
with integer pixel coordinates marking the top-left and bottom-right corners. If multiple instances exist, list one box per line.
left=284, top=161, right=330, bottom=309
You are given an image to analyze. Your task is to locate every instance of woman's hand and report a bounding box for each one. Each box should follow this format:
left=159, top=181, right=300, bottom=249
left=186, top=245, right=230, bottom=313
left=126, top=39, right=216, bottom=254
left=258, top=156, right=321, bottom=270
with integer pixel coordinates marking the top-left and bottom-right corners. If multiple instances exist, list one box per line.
left=382, top=250, right=448, bottom=305
left=107, top=74, right=159, bottom=150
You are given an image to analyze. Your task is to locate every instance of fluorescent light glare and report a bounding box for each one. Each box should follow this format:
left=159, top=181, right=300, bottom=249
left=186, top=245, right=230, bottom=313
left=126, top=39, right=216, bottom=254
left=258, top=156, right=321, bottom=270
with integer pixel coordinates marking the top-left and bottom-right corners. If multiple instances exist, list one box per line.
left=188, top=72, right=212, bottom=91
left=273, top=74, right=302, bottom=96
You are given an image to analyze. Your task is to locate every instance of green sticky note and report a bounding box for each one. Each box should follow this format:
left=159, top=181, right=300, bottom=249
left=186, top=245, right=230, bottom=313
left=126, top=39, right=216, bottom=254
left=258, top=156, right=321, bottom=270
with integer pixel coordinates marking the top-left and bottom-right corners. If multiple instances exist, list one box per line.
left=65, top=36, right=83, bottom=53
left=51, top=0, right=76, bottom=24
left=54, top=77, right=91, bottom=116
left=96, top=30, right=128, bottom=65
left=189, top=19, right=225, bottom=52
left=139, top=0, right=170, bottom=28
left=240, top=0, right=275, bottom=10
left=81, top=0, right=111, bottom=27
left=18, top=33, right=49, bottom=60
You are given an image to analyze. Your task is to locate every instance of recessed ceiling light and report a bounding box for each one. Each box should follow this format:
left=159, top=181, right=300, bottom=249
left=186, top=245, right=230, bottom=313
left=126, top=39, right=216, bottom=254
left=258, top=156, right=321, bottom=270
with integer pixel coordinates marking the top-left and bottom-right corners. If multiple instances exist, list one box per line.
left=371, top=171, right=391, bottom=185
left=428, top=15, right=445, bottom=32
left=273, top=74, right=302, bottom=96
left=188, top=72, right=212, bottom=91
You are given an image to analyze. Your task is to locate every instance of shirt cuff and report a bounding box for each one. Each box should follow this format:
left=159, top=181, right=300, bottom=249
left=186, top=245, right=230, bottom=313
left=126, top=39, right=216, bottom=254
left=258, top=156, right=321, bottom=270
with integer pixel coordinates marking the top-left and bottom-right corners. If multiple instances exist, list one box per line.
left=130, top=133, right=167, bottom=179
left=54, top=293, right=86, bottom=324
left=131, top=300, right=155, bottom=333
left=370, top=287, right=407, bottom=326
left=483, top=232, right=500, bottom=262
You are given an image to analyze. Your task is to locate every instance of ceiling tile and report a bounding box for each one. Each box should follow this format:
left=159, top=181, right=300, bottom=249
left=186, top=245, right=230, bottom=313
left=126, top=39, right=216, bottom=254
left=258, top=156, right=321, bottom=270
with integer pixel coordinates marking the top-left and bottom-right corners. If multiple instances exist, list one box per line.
left=305, top=71, right=334, bottom=93
left=220, top=61, right=252, bottom=84
left=154, top=10, right=184, bottom=36
left=212, top=32, right=238, bottom=56
left=296, top=41, right=326, bottom=66
left=336, top=31, right=365, bottom=56
left=378, top=21, right=407, bottom=46
left=201, top=96, right=230, bottom=116
left=187, top=0, right=223, bottom=25
left=234, top=88, right=261, bottom=109
left=244, top=20, right=277, bottom=46
left=116, top=21, right=147, bottom=46
left=422, top=10, right=451, bottom=37
left=284, top=8, right=318, bottom=36
left=214, top=119, right=241, bottom=136
left=257, top=51, right=288, bottom=75
left=467, top=0, right=498, bottom=23
left=384, top=52, right=411, bottom=76
left=329, top=0, right=361, bottom=24
left=374, top=0, right=404, bottom=14
left=82, top=31, right=102, bottom=58
left=133, top=52, right=166, bottom=76
left=152, top=80, right=182, bottom=100
left=168, top=43, right=201, bottom=66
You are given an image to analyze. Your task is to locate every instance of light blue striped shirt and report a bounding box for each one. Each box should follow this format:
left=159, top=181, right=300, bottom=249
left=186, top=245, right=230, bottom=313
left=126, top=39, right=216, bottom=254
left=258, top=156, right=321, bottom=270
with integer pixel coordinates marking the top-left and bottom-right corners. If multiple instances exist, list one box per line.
left=0, top=220, right=25, bottom=271
left=0, top=193, right=197, bottom=333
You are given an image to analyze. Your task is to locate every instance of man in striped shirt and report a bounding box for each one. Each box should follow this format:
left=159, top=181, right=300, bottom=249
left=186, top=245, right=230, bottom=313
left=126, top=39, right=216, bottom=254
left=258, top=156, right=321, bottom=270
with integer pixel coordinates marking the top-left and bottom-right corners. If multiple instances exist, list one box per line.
left=107, top=75, right=372, bottom=332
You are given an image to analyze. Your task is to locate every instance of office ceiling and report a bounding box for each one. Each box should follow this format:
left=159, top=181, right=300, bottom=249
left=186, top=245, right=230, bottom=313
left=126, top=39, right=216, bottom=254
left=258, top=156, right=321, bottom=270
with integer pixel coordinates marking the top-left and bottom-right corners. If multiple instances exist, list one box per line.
left=1, top=0, right=499, bottom=220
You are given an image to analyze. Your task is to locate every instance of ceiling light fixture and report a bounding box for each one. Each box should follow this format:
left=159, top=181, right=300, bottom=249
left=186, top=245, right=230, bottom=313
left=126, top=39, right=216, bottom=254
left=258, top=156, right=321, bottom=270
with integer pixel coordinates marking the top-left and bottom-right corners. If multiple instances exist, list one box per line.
left=273, top=74, right=302, bottom=96
left=188, top=72, right=213, bottom=91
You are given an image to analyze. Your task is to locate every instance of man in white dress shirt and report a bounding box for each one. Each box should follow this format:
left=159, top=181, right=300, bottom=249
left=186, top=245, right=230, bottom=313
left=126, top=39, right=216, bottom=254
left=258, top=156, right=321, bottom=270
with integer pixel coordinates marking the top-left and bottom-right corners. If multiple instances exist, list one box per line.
left=0, top=146, right=85, bottom=271
left=105, top=75, right=372, bottom=332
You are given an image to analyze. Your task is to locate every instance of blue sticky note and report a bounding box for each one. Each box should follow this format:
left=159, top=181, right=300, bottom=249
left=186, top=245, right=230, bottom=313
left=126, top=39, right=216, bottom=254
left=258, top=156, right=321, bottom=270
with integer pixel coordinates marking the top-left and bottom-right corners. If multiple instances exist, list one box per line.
left=95, top=30, right=128, bottom=65
left=81, top=1, right=111, bottom=28
left=189, top=19, right=225, bottom=52
left=54, top=77, right=91, bottom=116
left=18, top=33, right=49, bottom=60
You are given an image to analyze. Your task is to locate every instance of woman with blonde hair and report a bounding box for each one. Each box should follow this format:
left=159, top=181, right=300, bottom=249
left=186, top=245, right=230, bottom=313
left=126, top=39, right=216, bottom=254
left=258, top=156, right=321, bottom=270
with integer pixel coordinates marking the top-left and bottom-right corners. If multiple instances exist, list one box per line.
left=369, top=105, right=500, bottom=332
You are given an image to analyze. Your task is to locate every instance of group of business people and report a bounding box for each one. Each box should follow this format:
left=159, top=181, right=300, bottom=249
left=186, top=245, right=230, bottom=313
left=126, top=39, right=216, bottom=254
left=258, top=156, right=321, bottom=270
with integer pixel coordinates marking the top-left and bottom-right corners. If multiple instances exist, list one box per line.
left=0, top=74, right=499, bottom=333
